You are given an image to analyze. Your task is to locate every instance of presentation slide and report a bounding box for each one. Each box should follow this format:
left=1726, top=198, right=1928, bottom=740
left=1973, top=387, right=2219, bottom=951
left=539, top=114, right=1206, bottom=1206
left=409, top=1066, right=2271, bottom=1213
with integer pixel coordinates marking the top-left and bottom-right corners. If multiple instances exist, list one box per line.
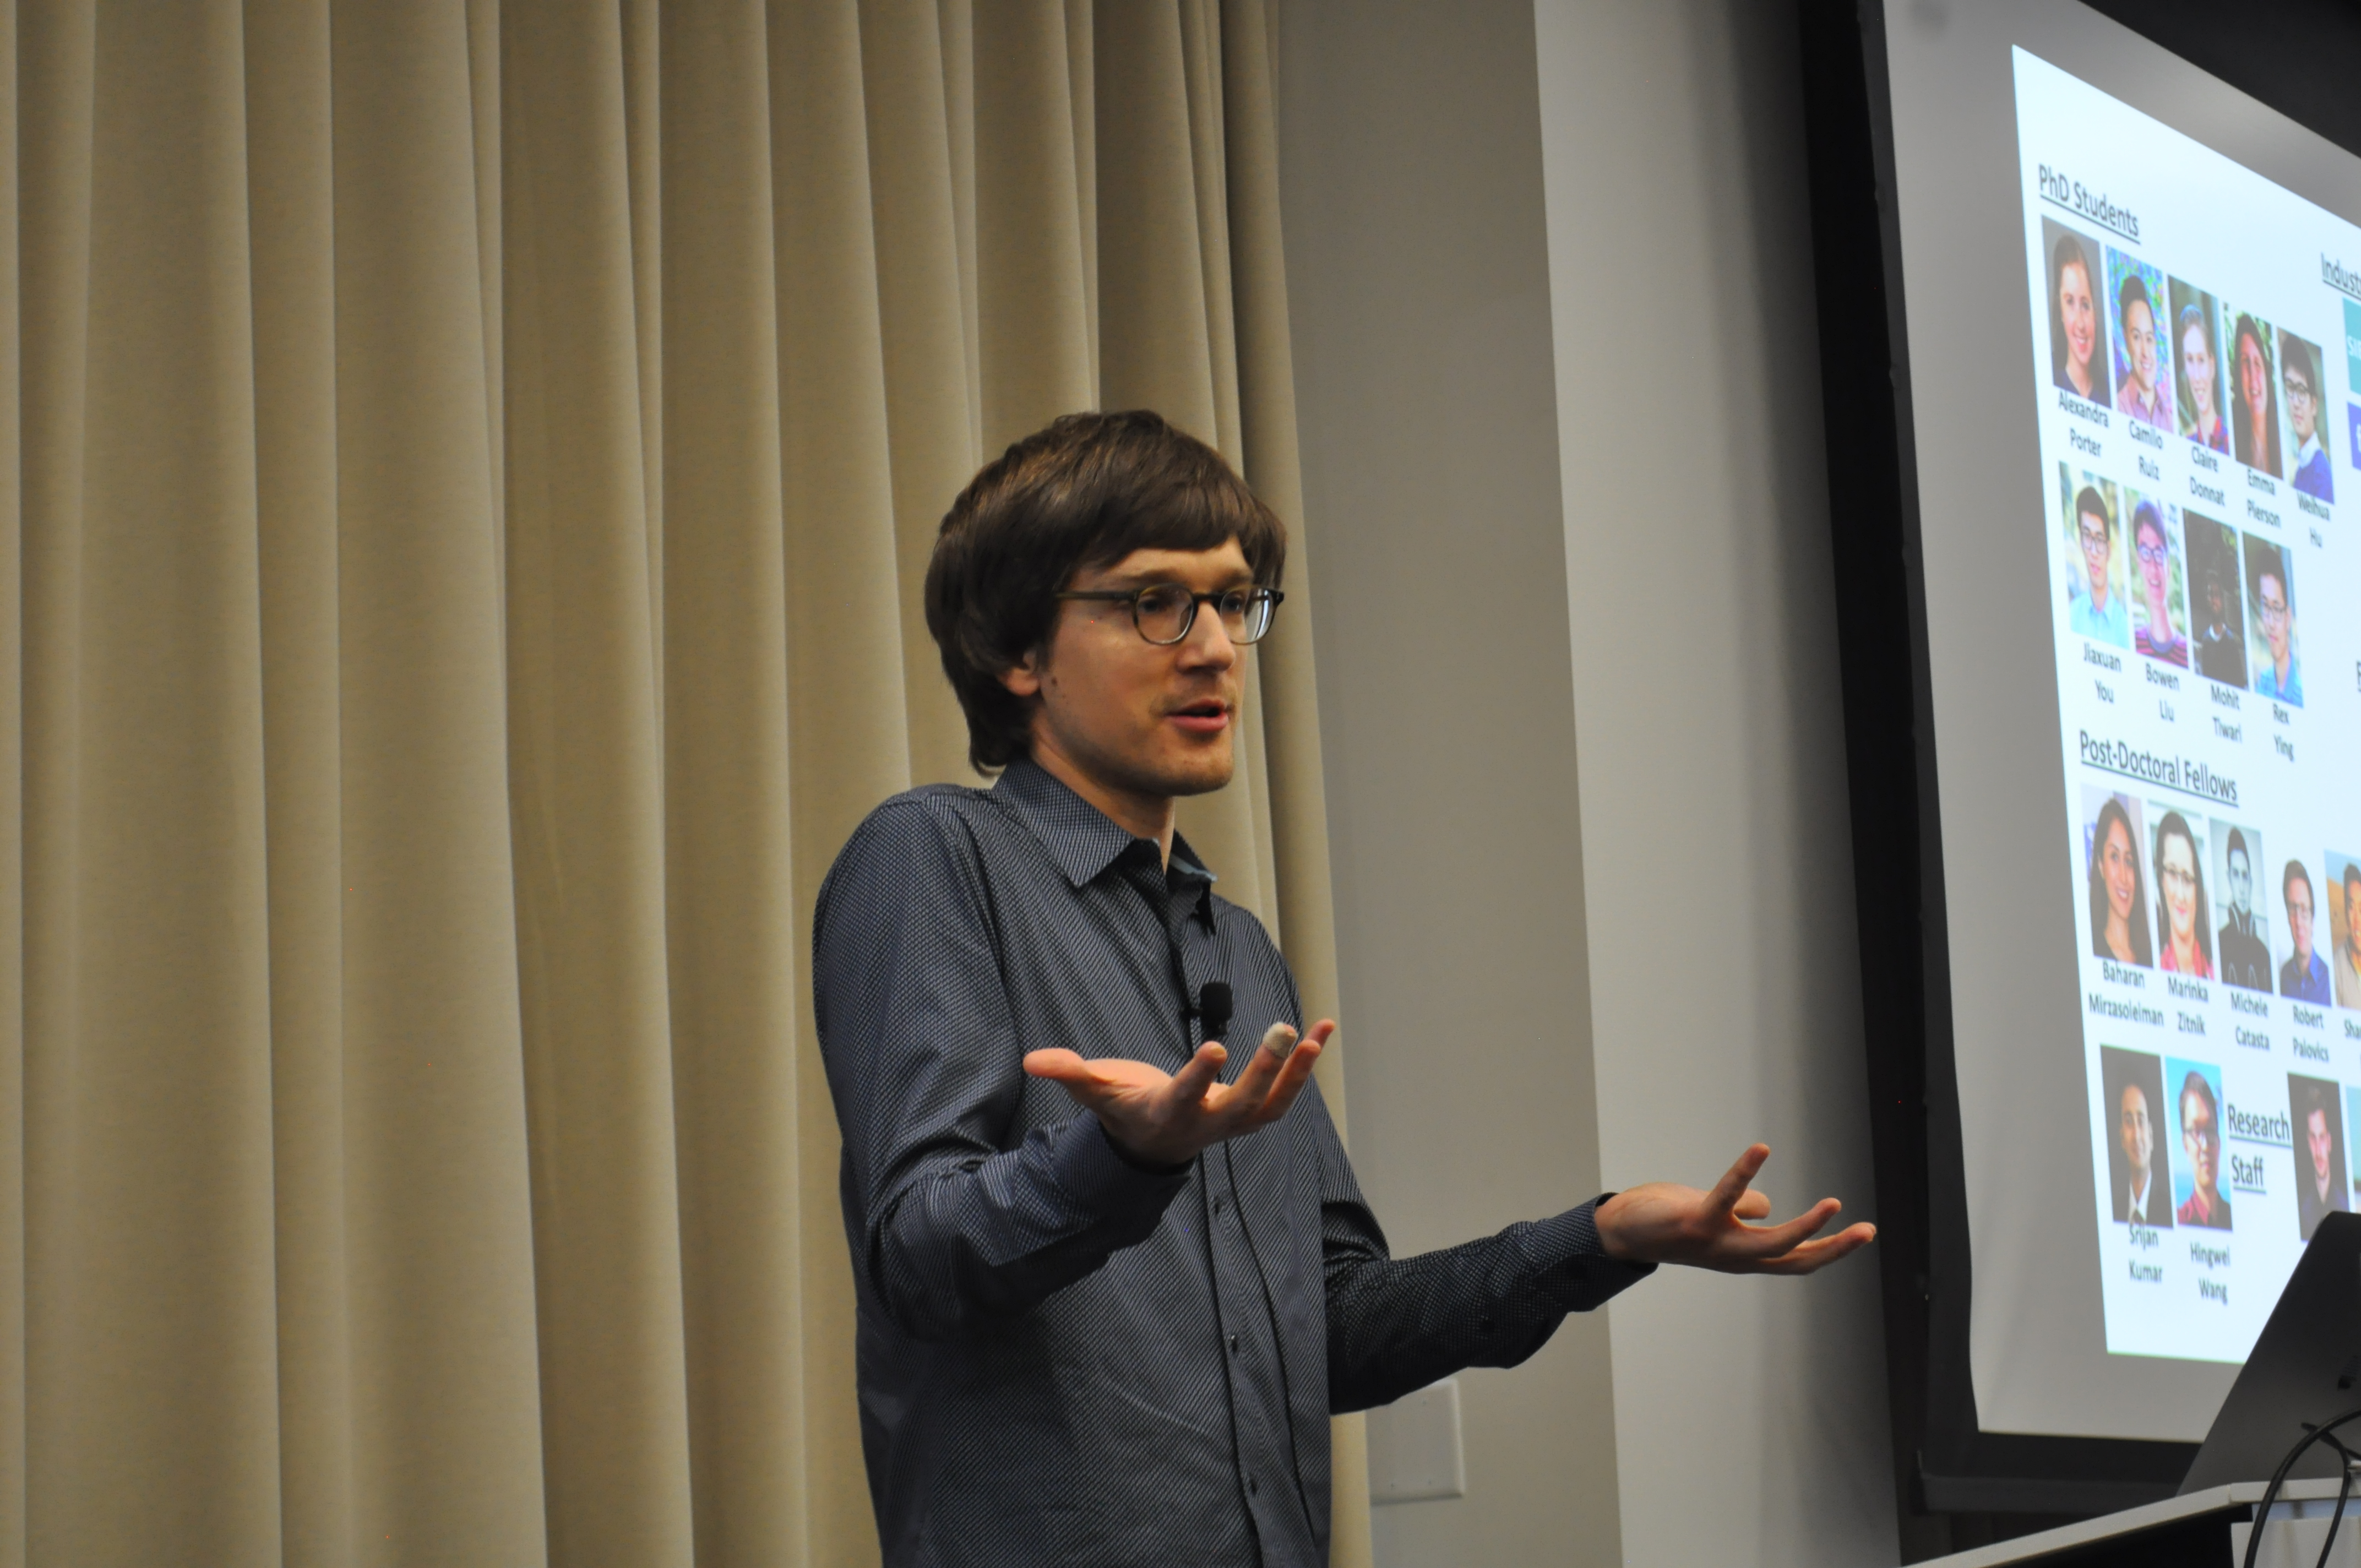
left=2016, top=52, right=2361, bottom=1365
left=1876, top=0, right=2361, bottom=1442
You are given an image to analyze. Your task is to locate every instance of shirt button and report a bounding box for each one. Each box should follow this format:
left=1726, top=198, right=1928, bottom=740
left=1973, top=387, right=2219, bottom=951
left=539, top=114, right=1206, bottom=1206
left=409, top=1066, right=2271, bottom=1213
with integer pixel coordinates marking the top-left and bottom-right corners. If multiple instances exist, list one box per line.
left=1212, top=1196, right=1225, bottom=1214
left=1228, top=1333, right=1241, bottom=1355
left=1248, top=1476, right=1260, bottom=1496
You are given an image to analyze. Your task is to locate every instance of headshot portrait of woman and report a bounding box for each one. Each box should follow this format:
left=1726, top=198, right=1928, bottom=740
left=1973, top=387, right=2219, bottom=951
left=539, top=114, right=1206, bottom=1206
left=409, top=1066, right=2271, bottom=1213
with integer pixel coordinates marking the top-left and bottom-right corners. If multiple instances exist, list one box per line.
left=2047, top=223, right=2108, bottom=401
left=2129, top=500, right=2188, bottom=667
left=2111, top=260, right=2170, bottom=427
left=2153, top=809, right=2214, bottom=979
left=2230, top=311, right=2281, bottom=477
left=2088, top=793, right=2153, bottom=967
left=2170, top=284, right=2228, bottom=454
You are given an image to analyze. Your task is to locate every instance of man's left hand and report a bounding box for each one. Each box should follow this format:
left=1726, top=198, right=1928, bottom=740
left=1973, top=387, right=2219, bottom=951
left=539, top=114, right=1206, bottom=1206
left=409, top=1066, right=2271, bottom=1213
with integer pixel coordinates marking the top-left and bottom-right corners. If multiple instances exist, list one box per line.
left=1594, top=1144, right=1874, bottom=1274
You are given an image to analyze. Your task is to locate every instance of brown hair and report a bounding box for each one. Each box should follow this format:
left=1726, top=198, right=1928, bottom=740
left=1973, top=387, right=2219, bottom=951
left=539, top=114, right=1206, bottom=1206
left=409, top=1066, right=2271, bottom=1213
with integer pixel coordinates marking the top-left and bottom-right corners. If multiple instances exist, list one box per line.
left=923, top=411, right=1286, bottom=772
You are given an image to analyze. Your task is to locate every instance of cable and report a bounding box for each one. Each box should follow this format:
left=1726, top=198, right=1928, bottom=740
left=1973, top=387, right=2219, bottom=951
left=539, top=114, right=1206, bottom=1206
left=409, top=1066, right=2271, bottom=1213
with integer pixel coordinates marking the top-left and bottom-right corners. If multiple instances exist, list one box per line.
left=2309, top=1427, right=2359, bottom=1568
left=2241, top=1406, right=2361, bottom=1568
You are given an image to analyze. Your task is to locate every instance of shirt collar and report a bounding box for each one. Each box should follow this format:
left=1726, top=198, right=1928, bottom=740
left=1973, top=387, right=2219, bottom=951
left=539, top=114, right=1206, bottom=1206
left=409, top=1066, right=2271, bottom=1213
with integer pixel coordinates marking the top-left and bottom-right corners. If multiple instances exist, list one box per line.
left=994, top=759, right=1220, bottom=914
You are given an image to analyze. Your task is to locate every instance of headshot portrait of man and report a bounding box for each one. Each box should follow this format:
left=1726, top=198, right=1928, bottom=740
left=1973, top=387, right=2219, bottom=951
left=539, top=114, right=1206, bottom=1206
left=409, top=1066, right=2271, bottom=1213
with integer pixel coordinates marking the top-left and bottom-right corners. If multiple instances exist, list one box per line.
left=2215, top=827, right=2271, bottom=992
left=2101, top=1048, right=2173, bottom=1227
left=2112, top=266, right=2169, bottom=427
left=2067, top=480, right=2129, bottom=646
left=2176, top=1069, right=2231, bottom=1230
left=2248, top=539, right=2300, bottom=706
left=810, top=411, right=1873, bottom=1564
left=2283, top=859, right=2333, bottom=1004
left=2337, top=861, right=2361, bottom=1011
left=2047, top=224, right=2108, bottom=402
left=2294, top=1074, right=2352, bottom=1240
left=2188, top=516, right=2246, bottom=687
left=2282, top=331, right=2335, bottom=502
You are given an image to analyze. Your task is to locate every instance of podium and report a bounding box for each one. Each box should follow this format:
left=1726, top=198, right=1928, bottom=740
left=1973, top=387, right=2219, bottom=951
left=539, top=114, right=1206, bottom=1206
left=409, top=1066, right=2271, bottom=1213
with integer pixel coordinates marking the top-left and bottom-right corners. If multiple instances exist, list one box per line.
left=1915, top=1478, right=2360, bottom=1566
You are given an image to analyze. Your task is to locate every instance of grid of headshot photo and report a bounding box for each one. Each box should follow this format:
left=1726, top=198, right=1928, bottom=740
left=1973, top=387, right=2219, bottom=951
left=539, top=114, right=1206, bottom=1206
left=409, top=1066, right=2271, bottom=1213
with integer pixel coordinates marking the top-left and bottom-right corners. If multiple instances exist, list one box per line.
left=2092, top=1049, right=2361, bottom=1243
left=2101, top=1046, right=2244, bottom=1233
left=2047, top=217, right=2335, bottom=499
left=2058, top=469, right=2304, bottom=705
left=2074, top=794, right=2361, bottom=1009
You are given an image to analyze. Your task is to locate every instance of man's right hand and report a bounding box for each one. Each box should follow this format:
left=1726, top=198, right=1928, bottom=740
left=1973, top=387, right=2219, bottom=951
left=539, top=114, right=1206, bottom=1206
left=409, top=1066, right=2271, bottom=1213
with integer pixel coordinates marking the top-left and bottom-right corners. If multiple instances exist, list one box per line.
left=1025, top=1019, right=1335, bottom=1169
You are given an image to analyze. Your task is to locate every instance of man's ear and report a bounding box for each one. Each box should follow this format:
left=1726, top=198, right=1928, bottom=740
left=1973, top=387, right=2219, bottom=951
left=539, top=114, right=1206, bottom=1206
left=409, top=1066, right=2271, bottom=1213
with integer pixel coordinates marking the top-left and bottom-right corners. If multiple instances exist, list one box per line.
left=1000, top=646, right=1043, bottom=699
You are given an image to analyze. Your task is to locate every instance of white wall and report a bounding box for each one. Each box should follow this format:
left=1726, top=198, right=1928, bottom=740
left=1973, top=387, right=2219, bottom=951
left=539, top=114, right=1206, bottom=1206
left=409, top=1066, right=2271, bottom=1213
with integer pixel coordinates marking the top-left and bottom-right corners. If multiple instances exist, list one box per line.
left=1279, top=4, right=1626, bottom=1565
left=1282, top=2, right=1899, bottom=1563
left=1533, top=4, right=1895, bottom=1562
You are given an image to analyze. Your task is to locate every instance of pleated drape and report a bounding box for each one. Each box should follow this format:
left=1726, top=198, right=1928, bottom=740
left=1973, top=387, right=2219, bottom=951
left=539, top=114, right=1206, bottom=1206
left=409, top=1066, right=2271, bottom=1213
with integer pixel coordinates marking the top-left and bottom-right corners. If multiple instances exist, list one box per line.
left=0, top=1, right=1367, bottom=1564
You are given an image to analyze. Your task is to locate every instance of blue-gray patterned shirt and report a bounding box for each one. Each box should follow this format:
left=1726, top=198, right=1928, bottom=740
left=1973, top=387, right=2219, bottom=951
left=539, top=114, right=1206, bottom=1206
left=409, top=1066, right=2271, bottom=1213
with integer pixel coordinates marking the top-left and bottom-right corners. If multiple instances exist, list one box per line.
left=813, top=760, right=1651, bottom=1566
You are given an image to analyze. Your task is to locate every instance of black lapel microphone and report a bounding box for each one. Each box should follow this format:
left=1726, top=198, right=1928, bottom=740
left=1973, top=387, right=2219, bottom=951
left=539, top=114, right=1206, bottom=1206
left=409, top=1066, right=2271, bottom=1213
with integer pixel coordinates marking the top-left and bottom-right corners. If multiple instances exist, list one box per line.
left=1196, top=982, right=1233, bottom=1044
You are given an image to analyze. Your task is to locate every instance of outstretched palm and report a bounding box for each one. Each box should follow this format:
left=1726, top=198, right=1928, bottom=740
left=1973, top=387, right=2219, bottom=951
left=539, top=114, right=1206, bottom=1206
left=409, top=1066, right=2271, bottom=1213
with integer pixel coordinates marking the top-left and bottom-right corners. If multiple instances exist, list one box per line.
left=1026, top=1019, right=1335, bottom=1169
left=1596, top=1143, right=1874, bottom=1274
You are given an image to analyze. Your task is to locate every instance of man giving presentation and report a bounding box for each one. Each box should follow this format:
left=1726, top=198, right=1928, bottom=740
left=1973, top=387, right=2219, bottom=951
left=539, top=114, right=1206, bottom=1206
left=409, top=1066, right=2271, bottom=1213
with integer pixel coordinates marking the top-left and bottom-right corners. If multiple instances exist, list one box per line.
left=812, top=412, right=1874, bottom=1566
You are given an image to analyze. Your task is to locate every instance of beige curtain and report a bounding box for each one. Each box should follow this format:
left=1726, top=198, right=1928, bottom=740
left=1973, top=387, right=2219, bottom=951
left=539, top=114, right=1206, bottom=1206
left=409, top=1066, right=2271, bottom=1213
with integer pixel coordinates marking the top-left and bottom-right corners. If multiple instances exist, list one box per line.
left=0, top=0, right=1368, bottom=1564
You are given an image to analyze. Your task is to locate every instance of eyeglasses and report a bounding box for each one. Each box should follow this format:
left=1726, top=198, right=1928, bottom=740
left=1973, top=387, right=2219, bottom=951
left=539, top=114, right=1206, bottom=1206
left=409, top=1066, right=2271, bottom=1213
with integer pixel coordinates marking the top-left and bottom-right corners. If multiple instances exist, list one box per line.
left=2137, top=543, right=2169, bottom=565
left=2260, top=596, right=2289, bottom=624
left=1057, top=584, right=1285, bottom=646
left=2285, top=378, right=2316, bottom=406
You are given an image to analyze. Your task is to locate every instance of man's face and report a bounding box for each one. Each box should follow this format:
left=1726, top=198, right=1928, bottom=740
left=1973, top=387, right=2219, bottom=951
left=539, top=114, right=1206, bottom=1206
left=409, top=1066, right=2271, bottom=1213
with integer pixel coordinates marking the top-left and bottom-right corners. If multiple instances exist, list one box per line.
left=2080, top=510, right=2112, bottom=601
left=2228, top=847, right=2252, bottom=918
left=2137, top=522, right=2170, bottom=607
left=2311, top=1108, right=2335, bottom=1189
left=1006, top=541, right=1252, bottom=806
left=2286, top=360, right=2319, bottom=442
left=2124, top=297, right=2157, bottom=394
left=2205, top=574, right=2227, bottom=627
left=2259, top=571, right=2291, bottom=666
left=2119, top=1084, right=2153, bottom=1185
left=2347, top=879, right=2361, bottom=961
left=2290, top=876, right=2316, bottom=963
left=2183, top=1089, right=2219, bottom=1196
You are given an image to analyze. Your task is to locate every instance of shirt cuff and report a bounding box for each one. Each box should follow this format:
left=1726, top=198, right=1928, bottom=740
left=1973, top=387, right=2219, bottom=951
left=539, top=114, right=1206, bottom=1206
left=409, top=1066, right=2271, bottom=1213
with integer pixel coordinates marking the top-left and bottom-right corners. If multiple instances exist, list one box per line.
left=1047, top=1113, right=1193, bottom=1213
left=1519, top=1195, right=1656, bottom=1310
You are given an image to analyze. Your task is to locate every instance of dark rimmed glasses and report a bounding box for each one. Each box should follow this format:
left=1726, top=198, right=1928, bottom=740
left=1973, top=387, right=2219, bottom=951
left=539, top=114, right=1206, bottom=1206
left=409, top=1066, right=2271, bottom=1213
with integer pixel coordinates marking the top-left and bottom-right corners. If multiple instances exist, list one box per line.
left=1055, top=584, right=1284, bottom=646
